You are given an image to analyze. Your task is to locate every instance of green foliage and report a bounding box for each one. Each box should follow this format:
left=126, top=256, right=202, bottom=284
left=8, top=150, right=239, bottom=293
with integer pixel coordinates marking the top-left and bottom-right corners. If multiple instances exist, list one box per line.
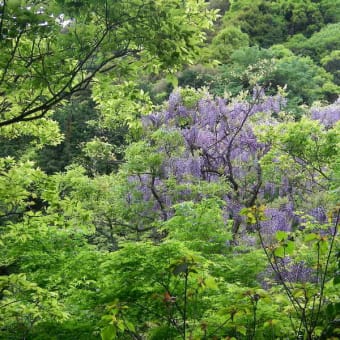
left=208, top=46, right=275, bottom=97
left=222, top=0, right=286, bottom=47
left=286, top=23, right=340, bottom=62
left=321, top=50, right=340, bottom=85
left=0, top=274, right=68, bottom=338
left=98, top=241, right=213, bottom=338
left=0, top=0, right=216, bottom=129
left=319, top=0, right=340, bottom=23
left=0, top=163, right=93, bottom=337
left=209, top=26, right=249, bottom=63
left=1, top=1, right=339, bottom=338
left=258, top=117, right=339, bottom=185
left=33, top=97, right=124, bottom=174
left=222, top=0, right=340, bottom=47
left=92, top=78, right=154, bottom=139
left=164, top=198, right=232, bottom=253
left=269, top=55, right=337, bottom=105
left=208, top=46, right=338, bottom=108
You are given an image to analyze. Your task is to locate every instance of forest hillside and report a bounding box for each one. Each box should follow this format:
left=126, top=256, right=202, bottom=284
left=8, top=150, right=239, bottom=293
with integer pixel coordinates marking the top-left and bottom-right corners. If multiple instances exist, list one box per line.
left=0, top=1, right=339, bottom=339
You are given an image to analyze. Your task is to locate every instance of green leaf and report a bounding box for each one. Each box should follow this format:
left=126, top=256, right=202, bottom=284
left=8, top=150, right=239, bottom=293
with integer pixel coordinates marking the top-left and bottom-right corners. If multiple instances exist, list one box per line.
left=319, top=239, right=329, bottom=255
left=116, top=320, right=125, bottom=332
left=304, top=233, right=318, bottom=242
left=293, top=289, right=304, bottom=298
left=204, top=276, right=218, bottom=290
left=274, top=246, right=285, bottom=258
left=284, top=240, right=295, bottom=255
left=264, top=318, right=279, bottom=328
left=275, top=231, right=288, bottom=241
left=125, top=321, right=136, bottom=332
left=236, top=325, right=247, bottom=335
left=166, top=74, right=178, bottom=88
left=101, top=325, right=116, bottom=340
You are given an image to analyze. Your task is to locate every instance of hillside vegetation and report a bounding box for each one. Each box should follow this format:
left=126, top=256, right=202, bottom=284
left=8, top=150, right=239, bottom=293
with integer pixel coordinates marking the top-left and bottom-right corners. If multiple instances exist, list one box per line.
left=0, top=1, right=339, bottom=339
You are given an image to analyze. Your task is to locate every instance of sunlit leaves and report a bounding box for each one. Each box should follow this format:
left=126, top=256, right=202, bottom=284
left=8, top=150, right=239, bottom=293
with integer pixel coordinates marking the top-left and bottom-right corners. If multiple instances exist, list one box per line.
left=92, top=78, right=154, bottom=138
left=0, top=274, right=68, bottom=337
left=0, top=0, right=216, bottom=130
left=164, top=198, right=232, bottom=253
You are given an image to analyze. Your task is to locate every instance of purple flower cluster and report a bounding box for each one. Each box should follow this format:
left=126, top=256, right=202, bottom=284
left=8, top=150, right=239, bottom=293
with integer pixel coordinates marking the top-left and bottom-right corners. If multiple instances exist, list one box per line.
left=134, top=90, right=331, bottom=242
left=139, top=90, right=290, bottom=228
left=260, top=258, right=315, bottom=289
left=309, top=206, right=328, bottom=224
left=260, top=203, right=295, bottom=234
left=165, top=156, right=203, bottom=179
left=277, top=258, right=315, bottom=284
left=311, top=98, right=340, bottom=127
